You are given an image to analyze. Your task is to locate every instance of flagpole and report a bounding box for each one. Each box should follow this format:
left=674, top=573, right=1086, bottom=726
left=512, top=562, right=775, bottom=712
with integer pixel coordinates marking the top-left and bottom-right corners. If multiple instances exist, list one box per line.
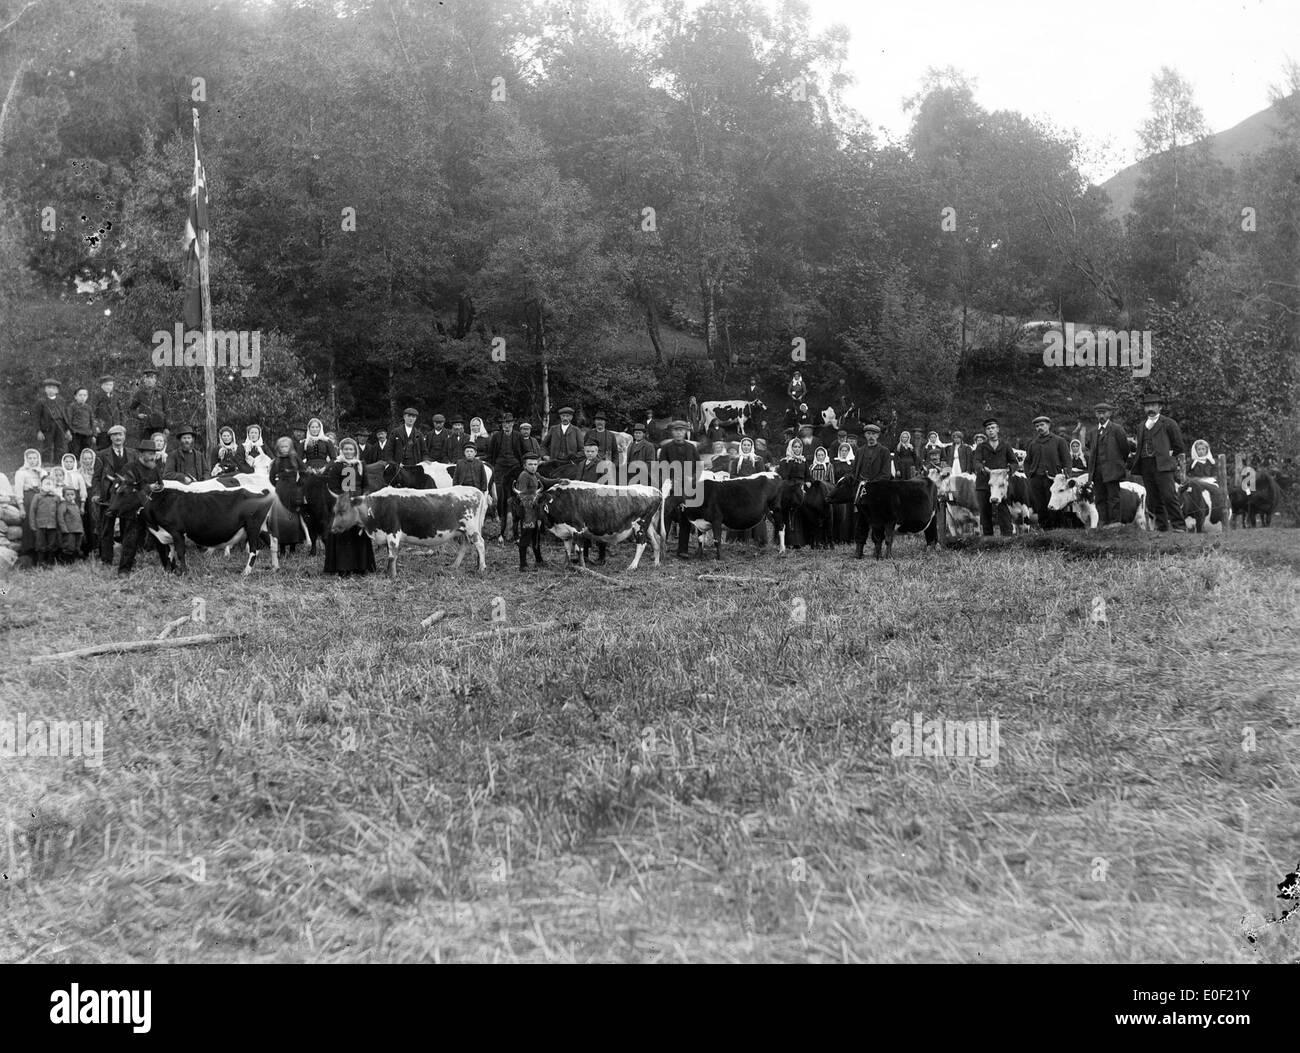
left=194, top=107, right=216, bottom=452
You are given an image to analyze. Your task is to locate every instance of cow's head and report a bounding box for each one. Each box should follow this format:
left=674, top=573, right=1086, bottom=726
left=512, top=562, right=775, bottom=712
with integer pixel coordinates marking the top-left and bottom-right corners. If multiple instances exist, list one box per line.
left=748, top=398, right=766, bottom=415
left=987, top=469, right=1011, bottom=504
left=1047, top=473, right=1083, bottom=510
left=328, top=488, right=367, bottom=533
left=104, top=475, right=156, bottom=518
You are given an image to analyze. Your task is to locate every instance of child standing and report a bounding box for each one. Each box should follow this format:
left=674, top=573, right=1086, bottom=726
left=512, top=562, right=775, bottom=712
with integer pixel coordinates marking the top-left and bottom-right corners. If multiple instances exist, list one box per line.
left=513, top=451, right=544, bottom=570
left=68, top=387, right=95, bottom=455
left=28, top=476, right=61, bottom=567
left=58, top=486, right=84, bottom=562
left=452, top=442, right=489, bottom=491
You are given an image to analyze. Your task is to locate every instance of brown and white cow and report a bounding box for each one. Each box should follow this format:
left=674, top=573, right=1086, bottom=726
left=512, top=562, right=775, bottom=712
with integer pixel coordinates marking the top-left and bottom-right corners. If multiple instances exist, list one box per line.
left=1048, top=473, right=1150, bottom=529
left=329, top=485, right=489, bottom=577
left=536, top=480, right=663, bottom=570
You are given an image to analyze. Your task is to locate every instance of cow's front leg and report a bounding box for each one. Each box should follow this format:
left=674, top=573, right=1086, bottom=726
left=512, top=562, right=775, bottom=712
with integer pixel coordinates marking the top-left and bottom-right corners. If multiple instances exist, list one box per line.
left=387, top=536, right=399, bottom=579
left=269, top=531, right=280, bottom=571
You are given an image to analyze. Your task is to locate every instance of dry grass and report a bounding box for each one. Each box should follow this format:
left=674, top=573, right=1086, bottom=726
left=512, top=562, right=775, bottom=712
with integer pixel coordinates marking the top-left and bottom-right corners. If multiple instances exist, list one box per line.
left=1, top=525, right=1298, bottom=962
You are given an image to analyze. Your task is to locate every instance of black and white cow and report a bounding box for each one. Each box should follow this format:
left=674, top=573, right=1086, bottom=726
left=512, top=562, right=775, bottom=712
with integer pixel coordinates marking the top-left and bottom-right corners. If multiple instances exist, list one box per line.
left=1047, top=473, right=1149, bottom=529
left=536, top=481, right=663, bottom=570
left=682, top=471, right=786, bottom=559
left=830, top=476, right=939, bottom=559
left=698, top=399, right=766, bottom=437
left=105, top=474, right=280, bottom=575
left=329, top=485, right=489, bottom=577
left=363, top=460, right=493, bottom=492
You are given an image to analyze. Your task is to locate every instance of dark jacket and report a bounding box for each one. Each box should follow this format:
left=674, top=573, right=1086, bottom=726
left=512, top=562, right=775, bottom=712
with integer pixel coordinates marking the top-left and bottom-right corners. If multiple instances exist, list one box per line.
left=165, top=445, right=210, bottom=481
left=487, top=430, right=525, bottom=474
left=626, top=438, right=657, bottom=467
left=445, top=431, right=470, bottom=464
left=517, top=435, right=544, bottom=462
left=777, top=456, right=809, bottom=483
left=543, top=423, right=582, bottom=464
left=212, top=444, right=252, bottom=476
left=1089, top=420, right=1130, bottom=484
left=68, top=401, right=94, bottom=436
left=269, top=452, right=305, bottom=486
left=944, top=442, right=975, bottom=474
left=424, top=428, right=451, bottom=462
left=128, top=386, right=168, bottom=434
left=358, top=441, right=383, bottom=465
left=92, top=391, right=127, bottom=435
left=29, top=492, right=60, bottom=529
left=893, top=444, right=921, bottom=479
left=57, top=498, right=83, bottom=535
left=92, top=446, right=134, bottom=503
left=972, top=439, right=1018, bottom=490
left=301, top=436, right=337, bottom=467
left=1024, top=433, right=1071, bottom=477
left=852, top=444, right=893, bottom=483
left=388, top=424, right=426, bottom=466
left=452, top=458, right=489, bottom=491
left=1134, top=415, right=1185, bottom=472
left=37, top=396, right=71, bottom=437
left=586, top=428, right=619, bottom=462
left=575, top=458, right=606, bottom=484
left=728, top=453, right=767, bottom=477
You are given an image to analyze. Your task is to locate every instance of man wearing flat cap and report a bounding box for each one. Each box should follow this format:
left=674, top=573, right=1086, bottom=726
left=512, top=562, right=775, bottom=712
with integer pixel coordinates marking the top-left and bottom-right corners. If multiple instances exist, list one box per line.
left=425, top=413, right=450, bottom=462
left=35, top=377, right=72, bottom=463
left=129, top=367, right=169, bottom=441
left=972, top=417, right=1017, bottom=536
left=660, top=420, right=701, bottom=558
left=92, top=374, right=127, bottom=450
left=164, top=424, right=210, bottom=483
left=1024, top=414, right=1071, bottom=528
left=1134, top=388, right=1187, bottom=531
left=544, top=406, right=582, bottom=466
left=851, top=423, right=894, bottom=484
left=389, top=406, right=426, bottom=466
left=92, top=424, right=133, bottom=563
left=1087, top=401, right=1130, bottom=527
left=488, top=413, right=525, bottom=538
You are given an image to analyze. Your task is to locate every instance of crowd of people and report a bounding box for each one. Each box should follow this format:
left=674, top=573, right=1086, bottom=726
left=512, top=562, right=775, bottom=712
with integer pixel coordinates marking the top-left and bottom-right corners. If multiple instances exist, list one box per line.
left=6, top=367, right=1284, bottom=576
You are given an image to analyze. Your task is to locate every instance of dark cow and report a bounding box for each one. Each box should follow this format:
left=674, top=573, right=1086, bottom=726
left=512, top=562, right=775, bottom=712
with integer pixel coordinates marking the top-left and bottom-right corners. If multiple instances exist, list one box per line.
left=536, top=481, right=663, bottom=569
left=363, top=460, right=491, bottom=492
left=1242, top=471, right=1280, bottom=527
left=1005, top=471, right=1037, bottom=532
left=830, top=476, right=939, bottom=559
left=1180, top=478, right=1231, bottom=532
left=699, top=399, right=767, bottom=437
left=329, top=485, right=489, bottom=577
left=105, top=475, right=279, bottom=575
left=681, top=471, right=785, bottom=559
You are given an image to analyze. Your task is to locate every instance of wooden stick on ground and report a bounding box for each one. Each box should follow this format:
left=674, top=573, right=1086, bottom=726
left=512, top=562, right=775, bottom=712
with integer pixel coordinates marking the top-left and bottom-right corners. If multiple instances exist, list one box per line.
left=460, top=620, right=561, bottom=641
left=696, top=573, right=780, bottom=585
left=30, top=632, right=240, bottom=663
left=156, top=615, right=191, bottom=640
left=574, top=563, right=637, bottom=589
left=420, top=609, right=447, bottom=629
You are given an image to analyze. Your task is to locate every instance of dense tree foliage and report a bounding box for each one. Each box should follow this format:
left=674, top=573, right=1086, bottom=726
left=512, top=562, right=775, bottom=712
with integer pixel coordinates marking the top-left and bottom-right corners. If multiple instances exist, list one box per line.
left=0, top=0, right=1295, bottom=458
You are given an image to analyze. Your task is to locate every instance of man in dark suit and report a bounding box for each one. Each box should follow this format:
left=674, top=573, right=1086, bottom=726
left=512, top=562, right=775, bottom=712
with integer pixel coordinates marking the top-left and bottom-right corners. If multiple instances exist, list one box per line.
left=625, top=422, right=657, bottom=473
left=356, top=428, right=382, bottom=465
left=92, top=374, right=126, bottom=450
left=660, top=421, right=701, bottom=558
left=544, top=406, right=583, bottom=466
left=92, top=424, right=134, bottom=564
left=425, top=414, right=450, bottom=462
left=1024, top=414, right=1072, bottom=528
left=1134, top=388, right=1187, bottom=531
left=388, top=407, right=425, bottom=466
left=1088, top=401, right=1129, bottom=527
left=164, top=425, right=210, bottom=482
left=972, top=416, right=1017, bottom=536
left=487, top=413, right=525, bottom=537
left=587, top=412, right=619, bottom=463
left=851, top=424, right=893, bottom=483
left=128, top=367, right=168, bottom=441
left=35, top=377, right=72, bottom=463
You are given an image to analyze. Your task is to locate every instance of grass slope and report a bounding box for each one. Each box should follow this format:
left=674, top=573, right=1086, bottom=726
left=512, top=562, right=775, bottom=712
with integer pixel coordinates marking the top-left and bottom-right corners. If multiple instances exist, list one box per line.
left=2, top=527, right=1299, bottom=963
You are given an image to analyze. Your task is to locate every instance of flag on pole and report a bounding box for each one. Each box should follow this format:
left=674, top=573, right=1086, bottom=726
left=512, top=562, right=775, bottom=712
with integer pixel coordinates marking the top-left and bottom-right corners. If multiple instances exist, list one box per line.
left=182, top=108, right=209, bottom=329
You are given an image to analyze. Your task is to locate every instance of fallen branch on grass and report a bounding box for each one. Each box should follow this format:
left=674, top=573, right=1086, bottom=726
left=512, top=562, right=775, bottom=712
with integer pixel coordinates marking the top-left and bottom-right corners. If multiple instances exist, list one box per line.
left=420, top=609, right=447, bottom=628
left=696, top=573, right=780, bottom=585
left=574, top=563, right=637, bottom=589
left=156, top=615, right=191, bottom=639
left=30, top=632, right=240, bottom=663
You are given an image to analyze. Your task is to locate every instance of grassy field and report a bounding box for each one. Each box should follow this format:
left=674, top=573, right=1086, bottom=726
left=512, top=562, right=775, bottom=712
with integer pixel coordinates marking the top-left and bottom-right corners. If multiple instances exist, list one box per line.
left=2, top=525, right=1298, bottom=963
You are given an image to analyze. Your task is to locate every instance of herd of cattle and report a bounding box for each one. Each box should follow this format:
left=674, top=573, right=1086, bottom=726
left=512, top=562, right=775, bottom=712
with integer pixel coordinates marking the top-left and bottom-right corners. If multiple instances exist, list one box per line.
left=103, top=442, right=1281, bottom=578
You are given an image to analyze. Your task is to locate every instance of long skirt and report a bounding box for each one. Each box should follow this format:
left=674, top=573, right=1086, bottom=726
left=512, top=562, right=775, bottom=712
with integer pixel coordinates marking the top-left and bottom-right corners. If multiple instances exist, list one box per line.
left=17, top=489, right=39, bottom=566
left=324, top=526, right=375, bottom=576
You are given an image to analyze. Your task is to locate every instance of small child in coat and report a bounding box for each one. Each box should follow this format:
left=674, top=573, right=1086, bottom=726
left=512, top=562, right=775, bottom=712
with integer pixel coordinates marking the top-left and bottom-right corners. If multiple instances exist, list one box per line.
left=452, top=442, right=489, bottom=491
left=512, top=452, right=544, bottom=570
left=28, top=477, right=61, bottom=566
left=58, top=486, right=84, bottom=562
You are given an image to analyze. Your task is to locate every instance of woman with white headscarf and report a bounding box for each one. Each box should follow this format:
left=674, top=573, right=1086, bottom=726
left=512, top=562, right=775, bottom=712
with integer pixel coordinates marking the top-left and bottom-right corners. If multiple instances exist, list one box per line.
left=323, top=437, right=376, bottom=577
left=469, top=416, right=490, bottom=448
left=1069, top=439, right=1087, bottom=473
left=833, top=441, right=857, bottom=543
left=14, top=449, right=46, bottom=567
left=302, top=417, right=336, bottom=471
left=777, top=438, right=809, bottom=549
left=243, top=425, right=272, bottom=479
left=78, top=446, right=98, bottom=557
left=212, top=426, right=249, bottom=476
left=1189, top=439, right=1218, bottom=482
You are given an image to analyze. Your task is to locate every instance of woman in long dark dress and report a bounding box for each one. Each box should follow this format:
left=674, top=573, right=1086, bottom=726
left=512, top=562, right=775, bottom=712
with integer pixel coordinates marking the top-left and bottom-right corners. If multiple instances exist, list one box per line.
left=323, top=438, right=375, bottom=577
left=776, top=438, right=809, bottom=549
left=832, top=441, right=857, bottom=543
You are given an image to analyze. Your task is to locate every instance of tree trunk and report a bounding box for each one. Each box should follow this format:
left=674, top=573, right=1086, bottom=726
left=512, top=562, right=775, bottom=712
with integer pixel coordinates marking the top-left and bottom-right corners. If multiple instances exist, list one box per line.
left=457, top=293, right=475, bottom=339
left=645, top=301, right=665, bottom=366
left=0, top=58, right=30, bottom=160
left=537, top=307, right=550, bottom=425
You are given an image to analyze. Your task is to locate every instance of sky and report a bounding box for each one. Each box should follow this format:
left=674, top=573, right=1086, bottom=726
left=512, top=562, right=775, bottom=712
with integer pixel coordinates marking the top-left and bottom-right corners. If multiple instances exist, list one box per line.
left=604, top=0, right=1299, bottom=184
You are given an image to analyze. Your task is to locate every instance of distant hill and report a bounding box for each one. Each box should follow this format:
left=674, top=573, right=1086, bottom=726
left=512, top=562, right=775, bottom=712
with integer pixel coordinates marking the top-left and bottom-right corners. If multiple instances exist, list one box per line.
left=1099, top=97, right=1290, bottom=216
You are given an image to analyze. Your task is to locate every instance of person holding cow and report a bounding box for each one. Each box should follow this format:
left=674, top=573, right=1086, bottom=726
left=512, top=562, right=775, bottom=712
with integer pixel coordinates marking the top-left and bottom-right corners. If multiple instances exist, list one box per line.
left=322, top=438, right=376, bottom=577
left=660, top=420, right=700, bottom=559
left=851, top=424, right=893, bottom=484
left=116, top=439, right=167, bottom=576
left=389, top=407, right=426, bottom=467
left=487, top=413, right=524, bottom=540
left=92, top=426, right=132, bottom=563
left=972, top=417, right=1017, bottom=537
left=1024, top=414, right=1071, bottom=529
left=544, top=406, right=583, bottom=467
left=513, top=450, right=545, bottom=571
left=1087, top=402, right=1129, bottom=527
left=1134, top=388, right=1187, bottom=532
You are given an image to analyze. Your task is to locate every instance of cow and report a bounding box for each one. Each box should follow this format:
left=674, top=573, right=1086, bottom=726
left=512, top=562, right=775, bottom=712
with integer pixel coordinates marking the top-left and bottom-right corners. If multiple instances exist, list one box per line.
left=329, top=485, right=489, bottom=577
left=1180, top=478, right=1231, bottom=533
left=105, top=474, right=281, bottom=575
left=1240, top=470, right=1280, bottom=527
left=1004, top=471, right=1037, bottom=532
left=699, top=399, right=767, bottom=437
left=363, top=460, right=493, bottom=493
left=937, top=469, right=980, bottom=536
left=682, top=471, right=786, bottom=559
left=829, top=476, right=939, bottom=559
left=1048, top=473, right=1149, bottom=529
left=536, top=480, right=663, bottom=570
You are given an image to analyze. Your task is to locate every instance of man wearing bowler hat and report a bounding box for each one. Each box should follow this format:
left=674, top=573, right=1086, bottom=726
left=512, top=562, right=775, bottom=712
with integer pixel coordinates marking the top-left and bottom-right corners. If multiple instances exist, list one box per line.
left=1134, top=387, right=1187, bottom=531
left=35, top=377, right=72, bottom=463
left=164, top=424, right=209, bottom=482
left=446, top=415, right=469, bottom=464
left=972, top=416, right=1017, bottom=536
left=587, top=411, right=619, bottom=463
left=1024, top=414, right=1071, bottom=528
left=626, top=421, right=656, bottom=470
left=544, top=406, right=582, bottom=466
left=390, top=407, right=425, bottom=466
left=1088, top=401, right=1129, bottom=527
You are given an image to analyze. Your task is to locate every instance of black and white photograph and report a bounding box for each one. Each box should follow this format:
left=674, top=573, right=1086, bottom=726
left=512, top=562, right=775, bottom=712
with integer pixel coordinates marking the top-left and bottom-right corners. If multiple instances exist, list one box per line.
left=1, top=0, right=1298, bottom=990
